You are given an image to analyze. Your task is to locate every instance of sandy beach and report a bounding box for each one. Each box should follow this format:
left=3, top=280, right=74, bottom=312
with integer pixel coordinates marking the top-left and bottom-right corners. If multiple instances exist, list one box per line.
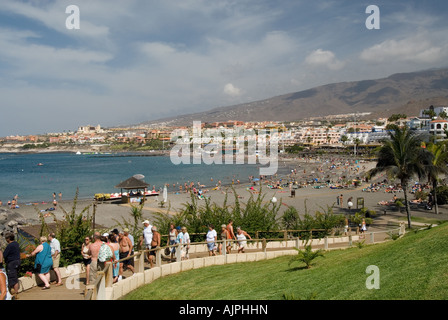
left=8, top=156, right=448, bottom=231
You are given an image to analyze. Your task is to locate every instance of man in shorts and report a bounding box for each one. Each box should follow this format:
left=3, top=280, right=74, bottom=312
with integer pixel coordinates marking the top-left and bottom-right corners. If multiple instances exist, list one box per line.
left=149, top=226, right=161, bottom=268
left=118, top=231, right=134, bottom=279
left=48, top=233, right=63, bottom=286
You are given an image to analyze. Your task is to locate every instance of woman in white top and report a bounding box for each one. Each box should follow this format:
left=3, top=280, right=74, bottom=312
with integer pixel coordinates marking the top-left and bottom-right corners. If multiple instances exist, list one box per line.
left=206, top=225, right=217, bottom=256
left=236, top=227, right=252, bottom=253
left=0, top=266, right=12, bottom=300
left=361, top=219, right=367, bottom=233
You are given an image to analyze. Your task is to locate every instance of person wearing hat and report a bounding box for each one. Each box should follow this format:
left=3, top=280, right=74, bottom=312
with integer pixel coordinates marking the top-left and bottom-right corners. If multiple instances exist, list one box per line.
left=139, top=220, right=153, bottom=263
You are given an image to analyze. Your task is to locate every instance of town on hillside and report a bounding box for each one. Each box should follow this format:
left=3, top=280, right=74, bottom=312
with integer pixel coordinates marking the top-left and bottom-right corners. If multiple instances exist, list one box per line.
left=1, top=105, right=447, bottom=153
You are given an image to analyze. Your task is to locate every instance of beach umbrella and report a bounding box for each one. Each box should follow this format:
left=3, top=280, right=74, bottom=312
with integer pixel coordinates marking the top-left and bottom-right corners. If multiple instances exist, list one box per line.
left=163, top=186, right=168, bottom=203
left=133, top=174, right=145, bottom=180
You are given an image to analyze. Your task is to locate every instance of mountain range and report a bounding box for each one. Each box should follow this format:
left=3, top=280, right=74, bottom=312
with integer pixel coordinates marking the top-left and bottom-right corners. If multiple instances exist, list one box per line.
left=140, top=67, right=448, bottom=127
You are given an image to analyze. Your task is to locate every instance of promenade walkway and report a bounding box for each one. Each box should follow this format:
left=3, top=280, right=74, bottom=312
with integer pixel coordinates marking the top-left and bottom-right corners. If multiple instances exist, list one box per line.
left=15, top=229, right=395, bottom=300
left=14, top=205, right=444, bottom=300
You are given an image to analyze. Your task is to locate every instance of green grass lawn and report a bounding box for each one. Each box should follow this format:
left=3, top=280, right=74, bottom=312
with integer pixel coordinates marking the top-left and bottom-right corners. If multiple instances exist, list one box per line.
left=396, top=216, right=446, bottom=226
left=123, top=223, right=448, bottom=300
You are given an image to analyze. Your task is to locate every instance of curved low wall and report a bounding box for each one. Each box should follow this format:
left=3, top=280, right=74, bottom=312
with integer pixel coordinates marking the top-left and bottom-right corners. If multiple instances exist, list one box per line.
left=107, top=235, right=361, bottom=300
left=16, top=234, right=364, bottom=298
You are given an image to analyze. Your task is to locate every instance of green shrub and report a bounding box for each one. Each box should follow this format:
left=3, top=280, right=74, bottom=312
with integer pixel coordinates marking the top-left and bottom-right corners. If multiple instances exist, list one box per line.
left=288, top=244, right=325, bottom=269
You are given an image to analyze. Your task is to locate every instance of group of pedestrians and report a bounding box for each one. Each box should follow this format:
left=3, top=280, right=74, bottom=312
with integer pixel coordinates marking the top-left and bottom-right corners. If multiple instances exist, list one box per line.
left=0, top=232, right=62, bottom=300
left=81, top=228, right=136, bottom=285
left=206, top=220, right=252, bottom=256
left=1, top=219, right=255, bottom=299
left=150, top=221, right=191, bottom=268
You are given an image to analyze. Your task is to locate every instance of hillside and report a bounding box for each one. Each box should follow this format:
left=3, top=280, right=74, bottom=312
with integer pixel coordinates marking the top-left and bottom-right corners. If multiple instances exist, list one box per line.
left=141, top=67, right=448, bottom=126
left=123, top=223, right=448, bottom=300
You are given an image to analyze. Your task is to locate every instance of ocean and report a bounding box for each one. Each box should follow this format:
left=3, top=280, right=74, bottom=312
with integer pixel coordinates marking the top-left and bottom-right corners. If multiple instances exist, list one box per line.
left=0, top=152, right=271, bottom=203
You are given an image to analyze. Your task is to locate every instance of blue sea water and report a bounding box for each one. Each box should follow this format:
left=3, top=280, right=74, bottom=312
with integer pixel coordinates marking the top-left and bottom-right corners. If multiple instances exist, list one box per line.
left=0, top=153, right=265, bottom=203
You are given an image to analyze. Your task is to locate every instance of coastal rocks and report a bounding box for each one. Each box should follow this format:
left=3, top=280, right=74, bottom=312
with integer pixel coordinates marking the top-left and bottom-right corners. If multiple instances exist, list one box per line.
left=0, top=208, right=29, bottom=238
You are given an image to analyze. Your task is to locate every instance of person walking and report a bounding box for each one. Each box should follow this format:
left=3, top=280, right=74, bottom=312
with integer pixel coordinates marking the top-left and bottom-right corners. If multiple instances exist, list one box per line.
left=2, top=232, right=21, bottom=299
left=149, top=226, right=161, bottom=268
left=361, top=218, right=367, bottom=234
left=140, top=220, right=153, bottom=263
left=88, top=232, right=103, bottom=284
left=48, top=233, right=63, bottom=286
left=26, top=236, right=53, bottom=290
left=339, top=194, right=344, bottom=208
left=206, top=224, right=217, bottom=256
left=344, top=217, right=349, bottom=236
left=123, top=228, right=134, bottom=247
left=167, top=224, right=178, bottom=261
left=236, top=227, right=252, bottom=253
left=347, top=197, right=353, bottom=213
left=181, top=226, right=190, bottom=260
left=81, top=236, right=92, bottom=285
left=175, top=226, right=184, bottom=260
left=118, top=231, right=134, bottom=279
left=108, top=234, right=120, bottom=283
left=226, top=219, right=236, bottom=251
left=219, top=224, right=231, bottom=255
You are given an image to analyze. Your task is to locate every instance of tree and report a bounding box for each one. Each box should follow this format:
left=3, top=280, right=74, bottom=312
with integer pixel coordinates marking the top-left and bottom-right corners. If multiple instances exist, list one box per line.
left=387, top=114, right=407, bottom=122
left=423, top=109, right=436, bottom=118
left=439, top=111, right=448, bottom=120
left=424, top=143, right=448, bottom=214
left=368, top=125, right=428, bottom=229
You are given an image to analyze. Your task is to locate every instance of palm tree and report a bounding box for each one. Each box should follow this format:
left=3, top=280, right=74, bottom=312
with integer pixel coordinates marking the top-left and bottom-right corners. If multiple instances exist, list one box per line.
left=424, top=143, right=448, bottom=214
left=368, top=125, right=428, bottom=229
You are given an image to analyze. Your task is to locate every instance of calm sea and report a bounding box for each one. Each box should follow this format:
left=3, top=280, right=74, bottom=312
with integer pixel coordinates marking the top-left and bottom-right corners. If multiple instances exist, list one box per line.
left=0, top=152, right=271, bottom=203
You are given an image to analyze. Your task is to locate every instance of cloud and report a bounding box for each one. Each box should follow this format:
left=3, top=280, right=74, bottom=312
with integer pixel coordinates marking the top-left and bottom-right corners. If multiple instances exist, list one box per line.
left=360, top=35, right=447, bottom=64
left=1, top=0, right=110, bottom=39
left=305, top=49, right=345, bottom=70
left=1, top=1, right=448, bottom=137
left=223, top=83, right=242, bottom=97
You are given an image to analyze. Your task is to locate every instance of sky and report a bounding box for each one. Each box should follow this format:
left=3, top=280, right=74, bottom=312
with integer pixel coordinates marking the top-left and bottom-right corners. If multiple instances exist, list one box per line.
left=0, top=0, right=447, bottom=137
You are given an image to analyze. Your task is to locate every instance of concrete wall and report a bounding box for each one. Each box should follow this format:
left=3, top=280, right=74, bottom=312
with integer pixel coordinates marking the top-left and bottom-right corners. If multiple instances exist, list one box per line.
left=16, top=235, right=361, bottom=298
left=17, top=263, right=86, bottom=292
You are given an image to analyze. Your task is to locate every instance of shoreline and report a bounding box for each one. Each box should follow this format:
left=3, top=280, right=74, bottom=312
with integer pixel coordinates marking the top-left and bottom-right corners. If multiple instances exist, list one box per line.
left=2, top=157, right=392, bottom=229
left=7, top=153, right=444, bottom=231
